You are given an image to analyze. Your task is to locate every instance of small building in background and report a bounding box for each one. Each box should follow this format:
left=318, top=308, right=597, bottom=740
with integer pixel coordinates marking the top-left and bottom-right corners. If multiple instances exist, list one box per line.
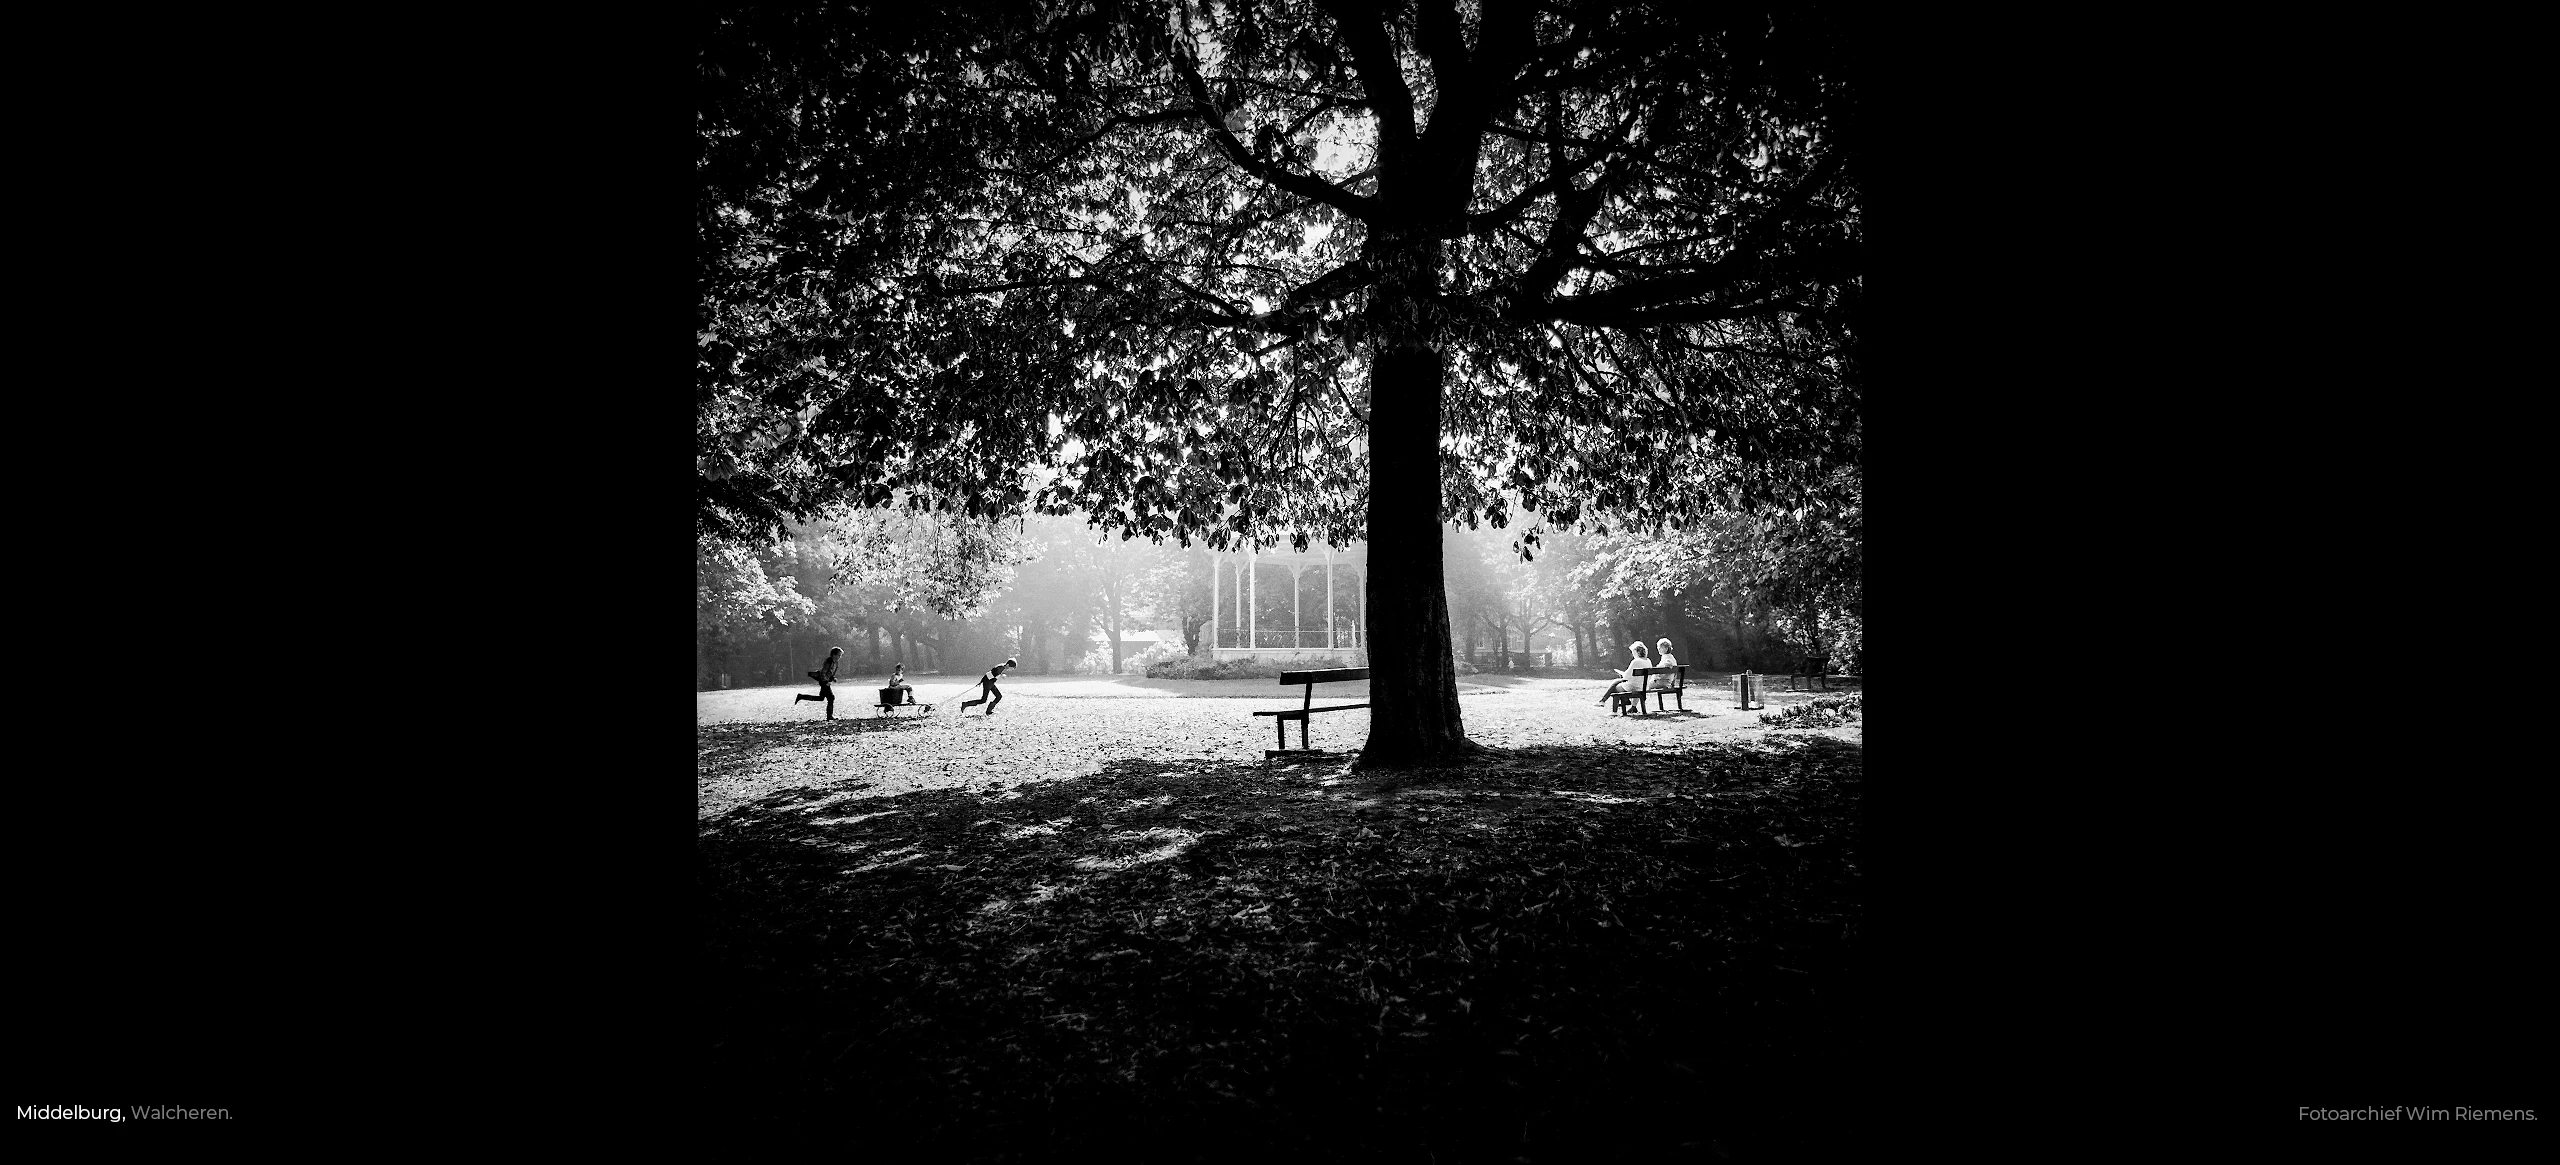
left=1208, top=542, right=1368, bottom=662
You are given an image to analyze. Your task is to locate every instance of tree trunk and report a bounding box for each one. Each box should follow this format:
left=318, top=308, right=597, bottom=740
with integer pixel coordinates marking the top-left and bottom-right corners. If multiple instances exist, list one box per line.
left=1107, top=598, right=1124, bottom=674
left=1357, top=320, right=1474, bottom=767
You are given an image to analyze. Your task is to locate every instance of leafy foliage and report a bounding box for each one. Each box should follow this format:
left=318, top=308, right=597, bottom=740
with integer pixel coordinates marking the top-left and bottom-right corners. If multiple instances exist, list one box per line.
left=698, top=538, right=820, bottom=627
left=828, top=498, right=1037, bottom=619
left=700, top=0, right=1862, bottom=757
left=1142, top=652, right=1356, bottom=680
left=1572, top=465, right=1860, bottom=666
left=699, top=0, right=1859, bottom=548
left=1758, top=693, right=1860, bottom=728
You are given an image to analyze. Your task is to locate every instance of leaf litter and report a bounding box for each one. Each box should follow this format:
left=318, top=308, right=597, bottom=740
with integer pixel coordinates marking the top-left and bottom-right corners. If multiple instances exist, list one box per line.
left=701, top=729, right=1865, bottom=1159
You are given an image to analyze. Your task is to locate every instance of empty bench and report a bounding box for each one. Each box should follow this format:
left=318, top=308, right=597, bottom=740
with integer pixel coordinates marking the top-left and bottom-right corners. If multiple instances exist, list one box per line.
left=1253, top=667, right=1370, bottom=757
left=1609, top=665, right=1690, bottom=716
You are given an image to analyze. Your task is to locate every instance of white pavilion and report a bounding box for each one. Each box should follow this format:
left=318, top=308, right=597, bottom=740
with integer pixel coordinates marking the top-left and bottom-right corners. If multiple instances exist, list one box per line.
left=1208, top=541, right=1367, bottom=661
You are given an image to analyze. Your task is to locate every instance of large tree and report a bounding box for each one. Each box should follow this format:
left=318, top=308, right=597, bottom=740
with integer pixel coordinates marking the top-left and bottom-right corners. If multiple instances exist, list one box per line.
left=700, top=0, right=1859, bottom=765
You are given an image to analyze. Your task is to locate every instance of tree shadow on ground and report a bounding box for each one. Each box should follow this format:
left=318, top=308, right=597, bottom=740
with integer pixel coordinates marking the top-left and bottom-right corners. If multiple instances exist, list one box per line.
left=698, top=716, right=937, bottom=747
left=701, top=737, right=1865, bottom=1161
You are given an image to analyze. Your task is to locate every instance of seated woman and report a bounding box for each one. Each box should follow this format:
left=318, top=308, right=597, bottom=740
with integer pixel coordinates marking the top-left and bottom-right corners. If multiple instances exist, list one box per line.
left=1647, top=637, right=1681, bottom=708
left=1596, top=641, right=1653, bottom=707
left=883, top=662, right=913, bottom=706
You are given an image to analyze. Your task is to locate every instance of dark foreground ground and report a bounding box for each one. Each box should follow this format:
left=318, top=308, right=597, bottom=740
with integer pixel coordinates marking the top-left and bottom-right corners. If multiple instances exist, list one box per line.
left=700, top=735, right=1864, bottom=1160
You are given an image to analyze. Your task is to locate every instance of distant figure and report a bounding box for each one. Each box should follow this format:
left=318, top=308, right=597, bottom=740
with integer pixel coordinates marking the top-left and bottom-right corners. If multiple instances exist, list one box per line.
left=1597, top=641, right=1652, bottom=706
left=957, top=657, right=1018, bottom=716
left=794, top=647, right=843, bottom=719
left=884, top=662, right=913, bottom=707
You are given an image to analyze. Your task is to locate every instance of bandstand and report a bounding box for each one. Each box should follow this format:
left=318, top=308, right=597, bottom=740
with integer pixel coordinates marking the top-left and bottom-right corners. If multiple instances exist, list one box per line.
left=1209, top=542, right=1366, bottom=661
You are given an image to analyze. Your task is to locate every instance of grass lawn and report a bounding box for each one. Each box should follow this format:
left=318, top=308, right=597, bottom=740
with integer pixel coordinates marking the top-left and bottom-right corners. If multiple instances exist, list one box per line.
left=700, top=678, right=1864, bottom=1160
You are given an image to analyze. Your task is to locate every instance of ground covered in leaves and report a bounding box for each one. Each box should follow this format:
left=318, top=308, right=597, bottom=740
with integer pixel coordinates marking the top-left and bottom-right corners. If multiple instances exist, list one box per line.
left=696, top=673, right=1859, bottom=818
left=701, top=729, right=1865, bottom=1161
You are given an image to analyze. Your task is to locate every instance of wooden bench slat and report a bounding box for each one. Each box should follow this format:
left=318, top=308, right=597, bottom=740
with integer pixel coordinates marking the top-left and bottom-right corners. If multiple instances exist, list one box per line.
left=1251, top=703, right=1370, bottom=718
left=1278, top=667, right=1369, bottom=686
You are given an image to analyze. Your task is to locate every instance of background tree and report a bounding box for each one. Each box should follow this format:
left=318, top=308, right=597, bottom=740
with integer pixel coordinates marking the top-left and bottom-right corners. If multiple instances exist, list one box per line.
left=1134, top=547, right=1217, bottom=657
left=697, top=498, right=1034, bottom=687
left=699, top=0, right=1859, bottom=763
left=698, top=538, right=819, bottom=687
left=1082, top=531, right=1165, bottom=672
left=1570, top=465, right=1860, bottom=673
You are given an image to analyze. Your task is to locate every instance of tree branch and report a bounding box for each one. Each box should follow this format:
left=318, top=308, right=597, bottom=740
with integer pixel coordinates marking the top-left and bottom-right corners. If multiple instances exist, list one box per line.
left=1414, top=0, right=1470, bottom=97
left=1172, top=52, right=1376, bottom=221
left=1313, top=0, right=1419, bottom=169
left=1515, top=153, right=1850, bottom=322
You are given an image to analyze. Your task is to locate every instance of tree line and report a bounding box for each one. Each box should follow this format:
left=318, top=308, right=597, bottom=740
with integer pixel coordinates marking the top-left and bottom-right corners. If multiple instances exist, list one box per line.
left=699, top=479, right=1858, bottom=689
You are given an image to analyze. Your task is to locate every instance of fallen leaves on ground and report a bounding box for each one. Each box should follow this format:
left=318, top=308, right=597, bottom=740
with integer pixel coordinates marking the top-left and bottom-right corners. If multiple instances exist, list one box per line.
left=701, top=732, right=1865, bottom=1160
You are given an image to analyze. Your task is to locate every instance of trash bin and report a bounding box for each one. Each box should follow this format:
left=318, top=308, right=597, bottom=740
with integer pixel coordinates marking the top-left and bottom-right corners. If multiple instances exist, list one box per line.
left=1730, top=671, right=1763, bottom=710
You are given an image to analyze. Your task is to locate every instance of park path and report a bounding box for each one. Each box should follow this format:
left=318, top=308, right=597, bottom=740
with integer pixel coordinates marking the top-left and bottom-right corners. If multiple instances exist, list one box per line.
left=697, top=673, right=1859, bottom=821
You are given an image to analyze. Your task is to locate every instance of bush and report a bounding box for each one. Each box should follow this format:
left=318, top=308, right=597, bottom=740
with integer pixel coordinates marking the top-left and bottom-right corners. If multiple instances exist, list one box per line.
left=1078, top=637, right=1197, bottom=675
left=1145, top=654, right=1359, bottom=680
left=1144, top=655, right=1207, bottom=679
left=1759, top=694, right=1862, bottom=729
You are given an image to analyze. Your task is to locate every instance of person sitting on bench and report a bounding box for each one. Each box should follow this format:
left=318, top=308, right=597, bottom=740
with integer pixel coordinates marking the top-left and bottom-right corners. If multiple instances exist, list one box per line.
left=1648, top=638, right=1681, bottom=703
left=1597, top=641, right=1652, bottom=706
left=793, top=647, right=843, bottom=719
left=883, top=662, right=912, bottom=705
left=958, top=657, right=1018, bottom=716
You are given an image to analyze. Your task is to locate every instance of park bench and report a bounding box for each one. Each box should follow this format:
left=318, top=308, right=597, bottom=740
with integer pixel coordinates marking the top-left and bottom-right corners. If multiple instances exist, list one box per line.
left=1609, top=665, right=1689, bottom=716
left=1253, top=667, right=1369, bottom=757
left=1785, top=655, right=1831, bottom=692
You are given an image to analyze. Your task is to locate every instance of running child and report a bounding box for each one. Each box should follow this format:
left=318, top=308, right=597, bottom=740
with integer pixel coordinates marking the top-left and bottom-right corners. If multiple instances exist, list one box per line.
left=956, top=657, right=1018, bottom=716
left=793, top=647, right=843, bottom=719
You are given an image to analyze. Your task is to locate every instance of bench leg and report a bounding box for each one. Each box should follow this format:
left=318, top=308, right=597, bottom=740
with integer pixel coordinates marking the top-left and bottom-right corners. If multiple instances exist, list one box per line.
left=1300, top=717, right=1309, bottom=750
left=1276, top=718, right=1287, bottom=751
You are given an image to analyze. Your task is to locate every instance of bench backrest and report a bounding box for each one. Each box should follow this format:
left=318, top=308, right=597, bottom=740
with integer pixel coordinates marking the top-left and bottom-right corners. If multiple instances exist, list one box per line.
left=1631, top=666, right=1687, bottom=684
left=1279, top=667, right=1369, bottom=686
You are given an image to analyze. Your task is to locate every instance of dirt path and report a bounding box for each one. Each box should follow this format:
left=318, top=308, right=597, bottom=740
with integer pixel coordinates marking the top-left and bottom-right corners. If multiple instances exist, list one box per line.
left=698, top=674, right=1860, bottom=821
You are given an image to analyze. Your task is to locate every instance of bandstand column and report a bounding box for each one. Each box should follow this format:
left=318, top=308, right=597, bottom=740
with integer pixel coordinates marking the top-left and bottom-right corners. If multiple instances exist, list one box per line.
left=1324, top=546, right=1335, bottom=650
left=1290, top=564, right=1304, bottom=652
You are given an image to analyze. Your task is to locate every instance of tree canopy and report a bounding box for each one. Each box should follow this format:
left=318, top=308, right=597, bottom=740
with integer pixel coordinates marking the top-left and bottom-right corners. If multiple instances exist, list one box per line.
left=698, top=0, right=1861, bottom=763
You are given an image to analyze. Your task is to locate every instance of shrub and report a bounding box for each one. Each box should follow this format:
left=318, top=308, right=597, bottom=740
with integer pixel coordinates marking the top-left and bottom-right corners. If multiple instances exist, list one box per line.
left=1144, top=654, right=1359, bottom=680
left=1759, top=694, right=1862, bottom=729
left=1144, top=655, right=1207, bottom=679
